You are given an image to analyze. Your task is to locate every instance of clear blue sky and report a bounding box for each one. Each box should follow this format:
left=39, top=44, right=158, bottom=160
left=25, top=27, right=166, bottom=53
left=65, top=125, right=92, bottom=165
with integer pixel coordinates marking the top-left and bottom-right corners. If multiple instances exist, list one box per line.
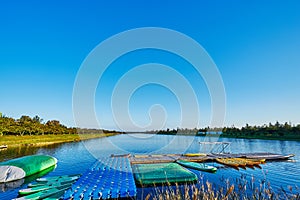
left=1, top=1, right=299, bottom=130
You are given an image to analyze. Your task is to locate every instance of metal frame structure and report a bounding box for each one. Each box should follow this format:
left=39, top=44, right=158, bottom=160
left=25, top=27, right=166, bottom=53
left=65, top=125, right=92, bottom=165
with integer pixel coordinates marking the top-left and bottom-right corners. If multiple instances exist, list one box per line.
left=198, top=142, right=231, bottom=154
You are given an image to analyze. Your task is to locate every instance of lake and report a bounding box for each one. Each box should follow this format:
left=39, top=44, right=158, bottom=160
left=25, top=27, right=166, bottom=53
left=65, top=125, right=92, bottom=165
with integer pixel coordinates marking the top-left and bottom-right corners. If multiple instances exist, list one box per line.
left=0, top=134, right=299, bottom=199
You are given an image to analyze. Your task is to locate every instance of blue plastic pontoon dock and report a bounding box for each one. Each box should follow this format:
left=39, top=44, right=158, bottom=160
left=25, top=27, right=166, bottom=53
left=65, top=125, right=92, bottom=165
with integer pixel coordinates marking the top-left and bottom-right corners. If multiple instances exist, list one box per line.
left=63, top=157, right=136, bottom=199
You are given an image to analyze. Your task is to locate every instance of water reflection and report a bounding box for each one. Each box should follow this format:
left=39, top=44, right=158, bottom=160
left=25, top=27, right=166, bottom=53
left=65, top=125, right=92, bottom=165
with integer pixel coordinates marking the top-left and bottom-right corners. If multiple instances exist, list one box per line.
left=0, top=146, right=39, bottom=162
left=0, top=179, right=24, bottom=193
left=0, top=143, right=66, bottom=162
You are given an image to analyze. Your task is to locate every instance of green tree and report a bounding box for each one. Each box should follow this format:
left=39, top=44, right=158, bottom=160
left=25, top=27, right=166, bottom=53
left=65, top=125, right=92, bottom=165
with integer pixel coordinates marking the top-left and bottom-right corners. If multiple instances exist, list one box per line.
left=33, top=115, right=43, bottom=123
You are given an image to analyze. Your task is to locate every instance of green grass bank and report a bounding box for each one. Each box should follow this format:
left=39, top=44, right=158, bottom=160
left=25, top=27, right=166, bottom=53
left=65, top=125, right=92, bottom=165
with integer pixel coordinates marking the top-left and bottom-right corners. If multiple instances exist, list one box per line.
left=0, top=133, right=118, bottom=148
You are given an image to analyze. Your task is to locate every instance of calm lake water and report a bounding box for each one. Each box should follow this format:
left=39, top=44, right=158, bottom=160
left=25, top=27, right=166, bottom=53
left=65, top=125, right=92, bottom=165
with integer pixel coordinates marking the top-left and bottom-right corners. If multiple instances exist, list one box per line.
left=0, top=134, right=299, bottom=199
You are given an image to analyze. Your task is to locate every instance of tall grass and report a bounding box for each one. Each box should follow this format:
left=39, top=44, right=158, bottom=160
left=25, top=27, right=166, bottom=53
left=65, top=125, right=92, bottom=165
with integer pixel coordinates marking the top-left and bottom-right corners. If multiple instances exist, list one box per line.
left=144, top=177, right=300, bottom=200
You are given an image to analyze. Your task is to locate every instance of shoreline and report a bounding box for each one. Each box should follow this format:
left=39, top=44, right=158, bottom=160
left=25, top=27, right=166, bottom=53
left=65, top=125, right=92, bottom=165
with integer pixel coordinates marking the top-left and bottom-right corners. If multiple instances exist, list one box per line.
left=0, top=133, right=119, bottom=148
left=139, top=132, right=300, bottom=141
left=219, top=134, right=300, bottom=141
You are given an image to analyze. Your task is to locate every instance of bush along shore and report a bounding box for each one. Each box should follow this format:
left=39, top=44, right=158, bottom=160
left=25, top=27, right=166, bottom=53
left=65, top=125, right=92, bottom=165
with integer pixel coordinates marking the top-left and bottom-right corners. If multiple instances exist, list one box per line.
left=148, top=121, right=300, bottom=141
left=221, top=122, right=300, bottom=141
left=0, top=114, right=121, bottom=147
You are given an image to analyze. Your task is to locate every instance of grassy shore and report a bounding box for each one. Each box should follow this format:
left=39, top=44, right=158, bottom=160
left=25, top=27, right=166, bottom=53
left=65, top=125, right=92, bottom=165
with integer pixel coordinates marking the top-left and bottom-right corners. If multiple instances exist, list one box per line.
left=0, top=133, right=118, bottom=147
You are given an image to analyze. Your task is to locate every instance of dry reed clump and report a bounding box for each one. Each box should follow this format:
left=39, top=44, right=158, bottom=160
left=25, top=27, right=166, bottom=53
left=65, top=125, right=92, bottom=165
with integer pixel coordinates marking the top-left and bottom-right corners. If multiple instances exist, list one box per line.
left=144, top=178, right=300, bottom=200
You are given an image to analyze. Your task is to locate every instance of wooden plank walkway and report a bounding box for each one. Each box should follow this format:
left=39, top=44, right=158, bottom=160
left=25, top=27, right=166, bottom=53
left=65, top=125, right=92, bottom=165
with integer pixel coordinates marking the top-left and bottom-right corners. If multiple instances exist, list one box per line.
left=127, top=152, right=295, bottom=164
left=63, top=157, right=136, bottom=200
left=130, top=154, right=177, bottom=164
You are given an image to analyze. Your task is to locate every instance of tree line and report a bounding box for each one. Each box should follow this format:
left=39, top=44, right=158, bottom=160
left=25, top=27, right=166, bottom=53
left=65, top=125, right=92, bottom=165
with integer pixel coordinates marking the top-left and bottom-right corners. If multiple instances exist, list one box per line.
left=146, top=121, right=300, bottom=140
left=0, top=114, right=77, bottom=136
left=222, top=122, right=300, bottom=139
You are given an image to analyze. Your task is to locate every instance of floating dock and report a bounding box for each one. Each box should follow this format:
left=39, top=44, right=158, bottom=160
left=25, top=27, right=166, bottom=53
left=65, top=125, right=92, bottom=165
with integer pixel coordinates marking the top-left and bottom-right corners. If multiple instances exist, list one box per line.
left=63, top=157, right=136, bottom=200
left=129, top=152, right=295, bottom=164
left=133, top=163, right=198, bottom=186
left=128, top=142, right=294, bottom=165
left=62, top=152, right=294, bottom=199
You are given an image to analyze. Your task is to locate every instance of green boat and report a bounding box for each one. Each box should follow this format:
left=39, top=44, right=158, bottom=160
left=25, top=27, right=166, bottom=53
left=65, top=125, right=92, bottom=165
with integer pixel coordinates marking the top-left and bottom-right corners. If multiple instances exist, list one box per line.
left=35, top=174, right=80, bottom=183
left=28, top=174, right=80, bottom=188
left=12, top=184, right=71, bottom=200
left=176, top=160, right=217, bottom=173
left=19, top=182, right=73, bottom=195
left=0, top=155, right=57, bottom=183
left=28, top=179, right=76, bottom=188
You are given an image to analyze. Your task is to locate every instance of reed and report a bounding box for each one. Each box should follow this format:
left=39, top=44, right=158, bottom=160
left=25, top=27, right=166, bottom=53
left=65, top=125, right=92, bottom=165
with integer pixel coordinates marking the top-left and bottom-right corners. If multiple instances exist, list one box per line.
left=146, top=177, right=300, bottom=200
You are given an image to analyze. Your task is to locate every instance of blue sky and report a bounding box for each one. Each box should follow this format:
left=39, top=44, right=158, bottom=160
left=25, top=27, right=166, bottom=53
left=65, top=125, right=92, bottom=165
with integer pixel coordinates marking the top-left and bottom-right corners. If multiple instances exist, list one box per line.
left=0, top=1, right=300, bottom=130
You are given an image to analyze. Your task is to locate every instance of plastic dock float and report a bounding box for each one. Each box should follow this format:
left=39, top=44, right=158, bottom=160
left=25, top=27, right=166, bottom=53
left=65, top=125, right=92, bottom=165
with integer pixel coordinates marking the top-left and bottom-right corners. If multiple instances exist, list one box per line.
left=133, top=163, right=198, bottom=186
left=63, top=157, right=136, bottom=200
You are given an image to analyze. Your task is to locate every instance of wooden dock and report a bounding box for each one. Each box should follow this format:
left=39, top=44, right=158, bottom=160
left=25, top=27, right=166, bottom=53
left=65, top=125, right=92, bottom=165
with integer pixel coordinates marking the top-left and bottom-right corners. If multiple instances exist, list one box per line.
left=127, top=152, right=295, bottom=164
left=127, top=142, right=295, bottom=165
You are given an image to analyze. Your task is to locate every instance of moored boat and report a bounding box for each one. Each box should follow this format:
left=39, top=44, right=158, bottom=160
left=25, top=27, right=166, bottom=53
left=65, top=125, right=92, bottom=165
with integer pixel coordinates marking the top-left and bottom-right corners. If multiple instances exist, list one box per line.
left=0, top=155, right=57, bottom=183
left=12, top=184, right=71, bottom=200
left=245, top=154, right=295, bottom=161
left=36, top=174, right=80, bottom=183
left=183, top=153, right=207, bottom=157
left=19, top=182, right=73, bottom=195
left=216, top=158, right=240, bottom=168
left=28, top=175, right=80, bottom=188
left=233, top=158, right=264, bottom=166
left=176, top=160, right=217, bottom=173
left=216, top=157, right=263, bottom=169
